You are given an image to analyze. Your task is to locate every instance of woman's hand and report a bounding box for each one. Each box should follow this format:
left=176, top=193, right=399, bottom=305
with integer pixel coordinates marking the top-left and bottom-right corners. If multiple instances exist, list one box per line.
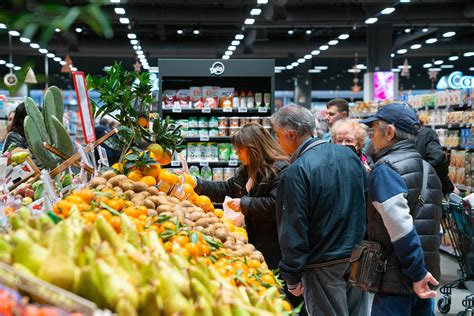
left=226, top=198, right=241, bottom=212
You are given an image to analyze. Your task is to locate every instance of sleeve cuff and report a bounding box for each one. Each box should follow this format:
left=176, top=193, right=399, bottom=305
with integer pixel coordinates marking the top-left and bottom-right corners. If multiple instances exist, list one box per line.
left=413, top=269, right=428, bottom=283
left=280, top=270, right=302, bottom=286
left=240, top=196, right=251, bottom=216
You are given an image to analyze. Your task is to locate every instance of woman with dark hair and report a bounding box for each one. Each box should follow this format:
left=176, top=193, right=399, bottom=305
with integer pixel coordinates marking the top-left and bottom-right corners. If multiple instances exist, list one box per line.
left=3, top=103, right=28, bottom=152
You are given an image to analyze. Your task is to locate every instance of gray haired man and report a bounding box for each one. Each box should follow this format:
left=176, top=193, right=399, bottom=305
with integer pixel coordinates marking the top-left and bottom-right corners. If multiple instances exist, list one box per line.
left=272, top=104, right=367, bottom=315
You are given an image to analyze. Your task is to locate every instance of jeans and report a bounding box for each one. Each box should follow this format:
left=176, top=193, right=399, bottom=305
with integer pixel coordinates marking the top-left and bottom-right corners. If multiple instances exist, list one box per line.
left=371, top=293, right=433, bottom=316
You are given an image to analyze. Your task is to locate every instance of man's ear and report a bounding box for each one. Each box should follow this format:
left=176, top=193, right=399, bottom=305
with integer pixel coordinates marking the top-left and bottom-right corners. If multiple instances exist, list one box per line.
left=387, top=125, right=397, bottom=141
left=342, top=111, right=349, bottom=118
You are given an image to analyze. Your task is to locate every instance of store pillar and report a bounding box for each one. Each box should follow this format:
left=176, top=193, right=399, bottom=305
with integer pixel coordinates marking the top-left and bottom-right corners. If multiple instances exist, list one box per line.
left=294, top=63, right=312, bottom=108
left=364, top=26, right=396, bottom=101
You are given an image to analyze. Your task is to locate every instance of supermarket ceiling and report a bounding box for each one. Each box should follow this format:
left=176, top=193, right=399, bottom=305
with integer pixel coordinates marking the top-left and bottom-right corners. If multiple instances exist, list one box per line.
left=0, top=0, right=474, bottom=91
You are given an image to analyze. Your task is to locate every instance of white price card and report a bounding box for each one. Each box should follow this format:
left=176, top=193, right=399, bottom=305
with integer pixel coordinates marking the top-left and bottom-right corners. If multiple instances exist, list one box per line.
left=172, top=106, right=182, bottom=113
left=97, top=146, right=109, bottom=167
left=199, top=161, right=209, bottom=167
left=202, top=107, right=211, bottom=113
left=228, top=160, right=238, bottom=167
left=78, top=146, right=93, bottom=168
left=171, top=161, right=181, bottom=167
left=258, top=107, right=268, bottom=113
left=238, top=107, right=248, bottom=113
left=223, top=107, right=233, bottom=113
left=72, top=71, right=96, bottom=144
left=200, top=136, right=210, bottom=141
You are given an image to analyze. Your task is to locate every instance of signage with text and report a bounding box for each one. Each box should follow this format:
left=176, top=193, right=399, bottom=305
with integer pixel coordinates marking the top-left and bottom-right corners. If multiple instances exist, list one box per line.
left=72, top=72, right=96, bottom=144
left=437, top=71, right=474, bottom=90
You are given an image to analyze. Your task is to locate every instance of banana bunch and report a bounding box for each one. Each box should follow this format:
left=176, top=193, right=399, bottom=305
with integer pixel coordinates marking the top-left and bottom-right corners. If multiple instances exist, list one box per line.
left=0, top=209, right=292, bottom=315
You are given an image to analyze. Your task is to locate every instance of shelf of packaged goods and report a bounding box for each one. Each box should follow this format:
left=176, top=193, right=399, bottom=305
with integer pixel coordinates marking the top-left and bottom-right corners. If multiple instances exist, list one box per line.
left=161, top=107, right=271, bottom=117
left=351, top=113, right=375, bottom=119
left=169, top=160, right=240, bottom=168
left=184, top=136, right=231, bottom=142
left=431, top=123, right=473, bottom=129
left=417, top=104, right=471, bottom=110
left=439, top=244, right=458, bottom=257
left=442, top=146, right=474, bottom=151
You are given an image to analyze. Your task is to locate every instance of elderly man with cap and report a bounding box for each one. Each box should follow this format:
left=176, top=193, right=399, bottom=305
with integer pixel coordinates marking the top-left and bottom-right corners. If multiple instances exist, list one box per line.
left=361, top=103, right=442, bottom=315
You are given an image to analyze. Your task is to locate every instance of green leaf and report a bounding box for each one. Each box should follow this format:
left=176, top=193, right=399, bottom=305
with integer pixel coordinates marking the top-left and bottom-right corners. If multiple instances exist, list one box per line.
left=85, top=5, right=113, bottom=38
left=159, top=228, right=177, bottom=240
left=59, top=7, right=80, bottom=30
left=99, top=202, right=121, bottom=216
left=22, top=23, right=39, bottom=40
left=155, top=214, right=172, bottom=224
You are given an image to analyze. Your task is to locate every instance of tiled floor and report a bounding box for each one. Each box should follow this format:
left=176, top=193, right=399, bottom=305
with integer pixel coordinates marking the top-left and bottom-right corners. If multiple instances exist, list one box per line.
left=435, top=253, right=472, bottom=315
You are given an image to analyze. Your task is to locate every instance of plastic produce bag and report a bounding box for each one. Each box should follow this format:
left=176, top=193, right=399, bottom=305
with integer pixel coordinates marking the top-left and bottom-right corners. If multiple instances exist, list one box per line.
left=223, top=196, right=245, bottom=227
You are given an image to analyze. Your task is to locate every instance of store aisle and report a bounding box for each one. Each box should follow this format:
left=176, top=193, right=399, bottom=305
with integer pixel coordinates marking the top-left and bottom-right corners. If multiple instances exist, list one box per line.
left=435, top=253, right=471, bottom=315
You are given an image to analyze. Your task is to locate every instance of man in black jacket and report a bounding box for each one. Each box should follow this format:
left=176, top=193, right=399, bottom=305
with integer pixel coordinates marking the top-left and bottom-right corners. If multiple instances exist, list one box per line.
left=272, top=104, right=367, bottom=316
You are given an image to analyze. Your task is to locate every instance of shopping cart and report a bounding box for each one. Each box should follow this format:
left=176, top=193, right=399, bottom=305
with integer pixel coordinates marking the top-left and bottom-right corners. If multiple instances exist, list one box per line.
left=438, top=194, right=474, bottom=315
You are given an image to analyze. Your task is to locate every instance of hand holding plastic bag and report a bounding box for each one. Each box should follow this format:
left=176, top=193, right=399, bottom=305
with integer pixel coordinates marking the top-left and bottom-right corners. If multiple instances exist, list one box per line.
left=223, top=196, right=245, bottom=227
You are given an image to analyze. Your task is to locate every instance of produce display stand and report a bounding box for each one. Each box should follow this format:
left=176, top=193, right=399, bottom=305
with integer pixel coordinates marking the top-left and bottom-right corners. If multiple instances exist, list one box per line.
left=49, top=128, right=117, bottom=178
left=0, top=262, right=98, bottom=315
left=43, top=142, right=94, bottom=174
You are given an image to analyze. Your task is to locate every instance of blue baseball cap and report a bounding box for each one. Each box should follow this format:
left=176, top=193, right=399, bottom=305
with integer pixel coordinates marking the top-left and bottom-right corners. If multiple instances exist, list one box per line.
left=361, top=102, right=420, bottom=135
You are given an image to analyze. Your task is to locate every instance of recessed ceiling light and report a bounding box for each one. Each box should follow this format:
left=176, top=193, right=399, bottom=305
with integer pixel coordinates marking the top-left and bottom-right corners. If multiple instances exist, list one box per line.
left=304, top=54, right=312, bottom=59
left=319, top=45, right=329, bottom=50
left=130, top=39, right=138, bottom=45
left=356, top=64, right=366, bottom=69
left=308, top=69, right=321, bottom=73
left=60, top=61, right=66, bottom=65
left=425, top=38, right=437, bottom=44
left=8, top=30, right=20, bottom=36
left=127, top=33, right=137, bottom=39
left=222, top=55, right=230, bottom=60
left=328, top=40, right=339, bottom=45
left=29, top=43, right=39, bottom=49
left=404, top=28, right=411, bottom=33
left=138, top=54, right=145, bottom=59
left=306, top=29, right=312, bottom=35
left=119, top=17, right=130, bottom=24
left=365, top=17, right=378, bottom=24
left=397, top=65, right=412, bottom=69
left=54, top=28, right=61, bottom=33
left=257, top=0, right=268, bottom=4
left=231, top=40, right=240, bottom=46
left=275, top=66, right=286, bottom=70
left=441, top=65, right=454, bottom=69
left=397, top=49, right=407, bottom=54
left=392, top=68, right=401, bottom=72
left=53, top=57, right=61, bottom=62
left=429, top=68, right=441, bottom=71
left=244, top=18, right=255, bottom=25
left=133, top=45, right=138, bottom=50
left=286, top=65, right=293, bottom=70
left=75, top=27, right=82, bottom=33
left=423, top=63, right=432, bottom=68
left=46, top=53, right=55, bottom=58
left=235, top=34, right=244, bottom=40
left=0, top=60, right=5, bottom=64
left=6, top=63, right=14, bottom=68
left=14, top=66, right=21, bottom=71
left=287, top=30, right=294, bottom=35
left=448, top=56, right=459, bottom=61
left=410, top=44, right=422, bottom=49
left=348, top=69, right=360, bottom=73
left=19, top=37, right=30, bottom=43
left=314, top=66, right=328, bottom=70
left=71, top=67, right=78, bottom=71
left=177, top=29, right=183, bottom=35
left=110, top=0, right=120, bottom=3
left=0, top=24, right=6, bottom=29
left=225, top=51, right=233, bottom=56
left=434, top=60, right=443, bottom=65
left=443, top=31, right=456, bottom=38
left=390, top=53, right=395, bottom=57
left=275, top=69, right=282, bottom=73
left=400, top=0, right=410, bottom=2
left=380, top=7, right=395, bottom=15
left=38, top=48, right=48, bottom=54
left=311, top=50, right=320, bottom=55
left=114, top=7, right=126, bottom=14
left=136, top=50, right=144, bottom=55
left=193, top=29, right=200, bottom=35
left=338, top=34, right=349, bottom=40
left=250, top=8, right=261, bottom=16
left=463, top=52, right=474, bottom=57
left=470, top=67, right=474, bottom=71
left=422, top=28, right=429, bottom=32
left=297, top=58, right=305, bottom=63
left=291, top=62, right=299, bottom=67
left=228, top=45, right=236, bottom=51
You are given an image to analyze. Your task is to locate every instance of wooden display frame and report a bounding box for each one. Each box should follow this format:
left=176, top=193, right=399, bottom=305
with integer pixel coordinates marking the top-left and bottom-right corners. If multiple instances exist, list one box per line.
left=7, top=156, right=41, bottom=190
left=42, top=143, right=94, bottom=174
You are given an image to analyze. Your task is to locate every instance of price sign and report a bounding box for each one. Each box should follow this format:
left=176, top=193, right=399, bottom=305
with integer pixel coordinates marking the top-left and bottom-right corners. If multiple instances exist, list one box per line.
left=258, top=107, right=268, bottom=113
left=223, top=107, right=233, bottom=113
left=72, top=72, right=96, bottom=144
left=172, top=106, right=182, bottom=113
left=200, top=136, right=210, bottom=141
left=199, top=161, right=209, bottom=167
left=171, top=161, right=181, bottom=167
left=238, top=107, right=248, bottom=113
left=228, top=160, right=238, bottom=166
left=202, top=107, right=211, bottom=113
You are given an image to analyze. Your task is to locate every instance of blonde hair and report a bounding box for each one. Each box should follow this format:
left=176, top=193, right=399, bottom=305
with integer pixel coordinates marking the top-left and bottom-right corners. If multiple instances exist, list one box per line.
left=331, top=119, right=368, bottom=149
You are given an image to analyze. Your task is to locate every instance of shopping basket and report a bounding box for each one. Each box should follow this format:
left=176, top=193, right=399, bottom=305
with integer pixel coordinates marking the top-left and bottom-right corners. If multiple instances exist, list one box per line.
left=438, top=194, right=474, bottom=315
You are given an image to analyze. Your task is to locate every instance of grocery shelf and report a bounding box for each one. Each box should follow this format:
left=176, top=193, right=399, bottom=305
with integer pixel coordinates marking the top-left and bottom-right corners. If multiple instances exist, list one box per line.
left=162, top=107, right=271, bottom=117
left=430, top=123, right=472, bottom=129
left=442, top=146, right=474, bottom=151
left=170, top=160, right=240, bottom=167
left=184, top=136, right=231, bottom=142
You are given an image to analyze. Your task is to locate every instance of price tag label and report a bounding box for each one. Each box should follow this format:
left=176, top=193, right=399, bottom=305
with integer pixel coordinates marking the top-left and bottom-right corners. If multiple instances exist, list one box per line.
left=202, top=107, right=211, bottom=113
left=200, top=161, right=209, bottom=167
left=200, top=136, right=210, bottom=141
left=171, top=161, right=181, bottom=167
left=258, top=107, right=268, bottom=113
left=238, top=107, right=248, bottom=113
left=228, top=160, right=238, bottom=167
left=172, top=106, right=182, bottom=113
left=223, top=107, right=232, bottom=113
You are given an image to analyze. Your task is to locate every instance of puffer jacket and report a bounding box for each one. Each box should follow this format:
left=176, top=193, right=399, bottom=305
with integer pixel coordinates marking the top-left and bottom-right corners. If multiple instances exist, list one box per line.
left=195, top=160, right=288, bottom=269
left=368, top=140, right=442, bottom=295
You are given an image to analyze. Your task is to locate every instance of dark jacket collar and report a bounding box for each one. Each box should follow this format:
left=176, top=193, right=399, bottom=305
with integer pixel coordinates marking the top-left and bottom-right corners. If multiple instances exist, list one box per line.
left=290, top=136, right=317, bottom=163
left=373, top=139, right=416, bottom=162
